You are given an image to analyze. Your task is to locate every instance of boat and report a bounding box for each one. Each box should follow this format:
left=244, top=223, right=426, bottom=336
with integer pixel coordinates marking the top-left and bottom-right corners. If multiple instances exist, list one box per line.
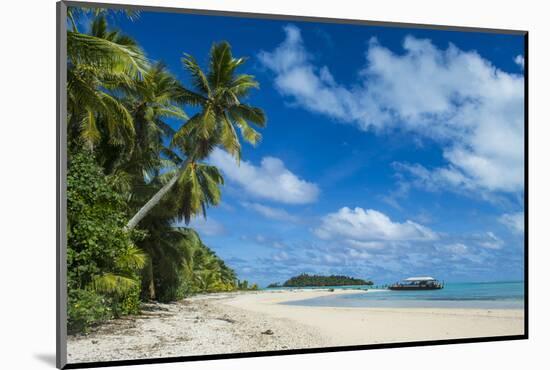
left=388, top=276, right=443, bottom=290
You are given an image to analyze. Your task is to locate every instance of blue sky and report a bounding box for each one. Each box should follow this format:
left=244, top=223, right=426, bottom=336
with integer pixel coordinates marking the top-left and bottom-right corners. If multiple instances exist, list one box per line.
left=98, top=9, right=525, bottom=286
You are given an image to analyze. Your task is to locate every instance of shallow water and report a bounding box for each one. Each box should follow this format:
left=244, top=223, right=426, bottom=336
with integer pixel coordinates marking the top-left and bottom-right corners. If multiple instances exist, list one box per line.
left=281, top=281, right=525, bottom=309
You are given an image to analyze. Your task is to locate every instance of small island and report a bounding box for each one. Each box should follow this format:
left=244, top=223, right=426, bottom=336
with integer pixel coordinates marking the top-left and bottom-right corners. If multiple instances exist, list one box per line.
left=268, top=273, right=373, bottom=288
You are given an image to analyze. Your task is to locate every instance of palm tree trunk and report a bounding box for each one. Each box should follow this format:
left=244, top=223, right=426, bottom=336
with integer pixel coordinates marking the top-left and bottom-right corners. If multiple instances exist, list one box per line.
left=126, top=158, right=192, bottom=230
left=147, top=259, right=156, bottom=300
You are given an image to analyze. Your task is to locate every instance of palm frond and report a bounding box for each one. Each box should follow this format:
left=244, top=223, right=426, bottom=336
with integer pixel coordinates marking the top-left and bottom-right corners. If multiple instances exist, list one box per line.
left=228, top=111, right=262, bottom=145
left=68, top=31, right=149, bottom=79
left=181, top=54, right=211, bottom=96
left=92, top=273, right=139, bottom=295
left=229, top=104, right=267, bottom=127
left=116, top=245, right=147, bottom=271
left=219, top=114, right=242, bottom=160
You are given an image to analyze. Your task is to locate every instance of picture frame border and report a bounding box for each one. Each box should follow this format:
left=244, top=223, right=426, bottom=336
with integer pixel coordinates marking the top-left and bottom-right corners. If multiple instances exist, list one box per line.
left=56, top=1, right=529, bottom=368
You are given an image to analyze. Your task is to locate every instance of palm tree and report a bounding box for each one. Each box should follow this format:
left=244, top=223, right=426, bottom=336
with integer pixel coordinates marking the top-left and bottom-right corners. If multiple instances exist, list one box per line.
left=126, top=41, right=266, bottom=229
left=67, top=16, right=148, bottom=151
left=138, top=224, right=188, bottom=300
left=92, top=245, right=147, bottom=296
left=99, top=63, right=187, bottom=190
left=67, top=6, right=141, bottom=33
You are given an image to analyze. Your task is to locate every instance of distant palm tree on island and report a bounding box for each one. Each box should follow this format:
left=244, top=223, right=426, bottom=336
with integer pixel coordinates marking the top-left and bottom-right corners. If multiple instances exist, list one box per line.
left=268, top=274, right=374, bottom=288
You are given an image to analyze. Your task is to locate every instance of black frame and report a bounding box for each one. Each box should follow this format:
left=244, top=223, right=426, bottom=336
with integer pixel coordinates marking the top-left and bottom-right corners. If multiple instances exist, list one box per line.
left=57, top=1, right=529, bottom=368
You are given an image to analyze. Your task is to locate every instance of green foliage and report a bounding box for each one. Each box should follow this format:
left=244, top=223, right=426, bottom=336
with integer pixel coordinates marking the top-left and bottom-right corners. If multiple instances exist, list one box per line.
left=125, top=40, right=267, bottom=229
left=67, top=150, right=145, bottom=332
left=173, top=41, right=266, bottom=164
left=170, top=163, right=224, bottom=224
left=67, top=16, right=148, bottom=151
left=65, top=10, right=266, bottom=334
left=281, top=274, right=373, bottom=287
left=115, top=284, right=141, bottom=316
left=237, top=279, right=259, bottom=291
left=67, top=289, right=111, bottom=334
left=159, top=228, right=237, bottom=300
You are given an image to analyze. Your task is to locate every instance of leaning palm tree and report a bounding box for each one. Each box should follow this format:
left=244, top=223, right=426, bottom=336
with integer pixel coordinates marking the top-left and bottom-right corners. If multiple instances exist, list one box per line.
left=126, top=41, right=266, bottom=229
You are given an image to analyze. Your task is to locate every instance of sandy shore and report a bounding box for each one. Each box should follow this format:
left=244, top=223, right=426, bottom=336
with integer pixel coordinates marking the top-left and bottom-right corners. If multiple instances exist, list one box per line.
left=67, top=289, right=524, bottom=363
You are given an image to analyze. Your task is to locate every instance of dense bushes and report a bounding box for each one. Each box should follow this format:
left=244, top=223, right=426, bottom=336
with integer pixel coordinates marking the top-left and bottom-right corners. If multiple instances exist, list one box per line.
left=67, top=289, right=111, bottom=334
left=66, top=151, right=242, bottom=332
left=67, top=151, right=145, bottom=333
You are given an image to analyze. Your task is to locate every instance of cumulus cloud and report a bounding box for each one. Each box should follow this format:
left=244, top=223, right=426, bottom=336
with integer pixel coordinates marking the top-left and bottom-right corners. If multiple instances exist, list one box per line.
left=259, top=26, right=525, bottom=194
left=314, top=207, right=438, bottom=242
left=514, top=55, right=525, bottom=69
left=241, top=202, right=299, bottom=222
left=499, top=212, right=524, bottom=234
left=209, top=148, right=319, bottom=204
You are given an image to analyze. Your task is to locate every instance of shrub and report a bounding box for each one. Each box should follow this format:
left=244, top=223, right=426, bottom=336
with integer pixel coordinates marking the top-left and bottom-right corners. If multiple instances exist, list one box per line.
left=115, top=284, right=141, bottom=316
left=67, top=150, right=145, bottom=332
left=67, top=289, right=111, bottom=334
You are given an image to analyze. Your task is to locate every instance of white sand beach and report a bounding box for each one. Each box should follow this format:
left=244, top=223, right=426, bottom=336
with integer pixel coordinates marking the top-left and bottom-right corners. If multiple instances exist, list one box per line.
left=67, top=289, right=525, bottom=363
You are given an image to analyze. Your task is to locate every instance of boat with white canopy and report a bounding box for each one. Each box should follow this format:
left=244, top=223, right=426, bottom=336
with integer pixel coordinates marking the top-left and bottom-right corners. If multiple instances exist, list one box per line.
left=389, top=276, right=443, bottom=290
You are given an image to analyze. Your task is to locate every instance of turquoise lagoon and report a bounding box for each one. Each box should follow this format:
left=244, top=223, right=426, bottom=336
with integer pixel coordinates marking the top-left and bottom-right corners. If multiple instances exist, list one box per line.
left=275, top=281, right=525, bottom=309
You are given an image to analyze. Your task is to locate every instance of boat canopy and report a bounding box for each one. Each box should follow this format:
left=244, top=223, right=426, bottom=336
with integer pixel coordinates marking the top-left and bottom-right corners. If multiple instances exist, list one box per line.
left=404, top=276, right=436, bottom=282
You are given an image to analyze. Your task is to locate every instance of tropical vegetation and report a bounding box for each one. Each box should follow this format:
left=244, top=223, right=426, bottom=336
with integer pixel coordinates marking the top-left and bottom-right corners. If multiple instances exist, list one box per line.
left=66, top=8, right=263, bottom=333
left=269, top=274, right=374, bottom=288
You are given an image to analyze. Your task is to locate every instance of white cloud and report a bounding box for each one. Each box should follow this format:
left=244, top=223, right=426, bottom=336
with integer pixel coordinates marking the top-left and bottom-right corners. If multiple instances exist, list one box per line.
left=478, top=231, right=504, bottom=250
left=258, top=25, right=358, bottom=122
left=441, top=243, right=469, bottom=255
left=499, top=212, right=524, bottom=234
left=272, top=251, right=290, bottom=262
left=345, top=240, right=385, bottom=249
left=346, top=248, right=373, bottom=260
left=209, top=148, right=319, bottom=204
left=241, top=202, right=299, bottom=222
left=259, top=26, right=524, bottom=194
left=177, top=216, right=226, bottom=236
left=514, top=55, right=525, bottom=69
left=394, top=162, right=475, bottom=192
left=314, top=207, right=438, bottom=242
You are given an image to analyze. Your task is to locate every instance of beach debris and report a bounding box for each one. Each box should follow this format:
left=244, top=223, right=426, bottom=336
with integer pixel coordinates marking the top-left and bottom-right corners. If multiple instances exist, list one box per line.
left=261, top=329, right=274, bottom=335
left=217, top=316, right=237, bottom=324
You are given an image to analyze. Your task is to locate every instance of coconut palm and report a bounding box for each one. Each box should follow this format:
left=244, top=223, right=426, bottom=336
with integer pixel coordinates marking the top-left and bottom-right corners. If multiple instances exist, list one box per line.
left=67, top=6, right=141, bottom=33
left=126, top=41, right=266, bottom=229
left=67, top=16, right=148, bottom=151
left=175, top=228, right=237, bottom=293
left=99, top=63, right=187, bottom=190
left=138, top=224, right=188, bottom=300
left=92, top=245, right=147, bottom=295
left=126, top=63, right=187, bottom=173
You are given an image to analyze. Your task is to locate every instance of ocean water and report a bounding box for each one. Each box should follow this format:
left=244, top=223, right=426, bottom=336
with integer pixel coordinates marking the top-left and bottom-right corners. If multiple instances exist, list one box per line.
left=281, top=281, right=525, bottom=309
